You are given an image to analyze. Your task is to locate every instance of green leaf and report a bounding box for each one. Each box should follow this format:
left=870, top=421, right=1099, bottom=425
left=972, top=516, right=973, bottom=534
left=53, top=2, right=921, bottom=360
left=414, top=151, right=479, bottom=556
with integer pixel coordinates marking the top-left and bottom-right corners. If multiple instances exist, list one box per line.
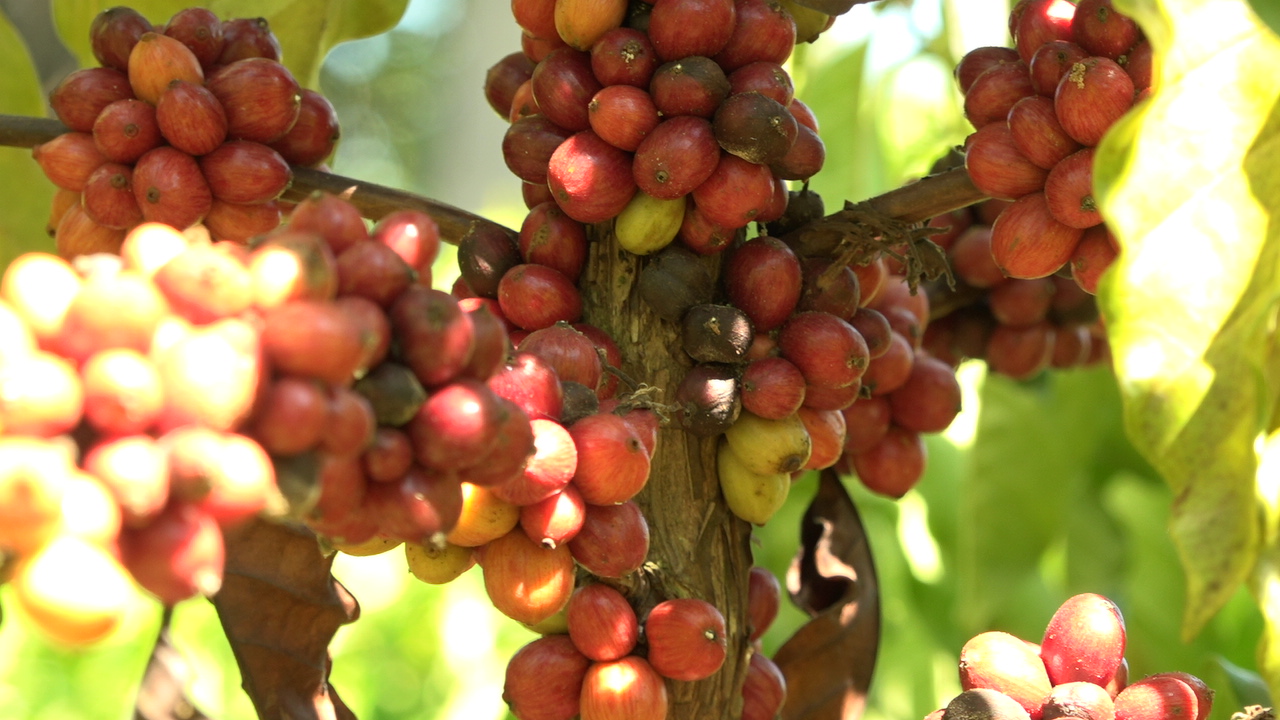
left=1097, top=0, right=1280, bottom=648
left=0, top=12, right=57, bottom=269
left=52, top=0, right=408, bottom=88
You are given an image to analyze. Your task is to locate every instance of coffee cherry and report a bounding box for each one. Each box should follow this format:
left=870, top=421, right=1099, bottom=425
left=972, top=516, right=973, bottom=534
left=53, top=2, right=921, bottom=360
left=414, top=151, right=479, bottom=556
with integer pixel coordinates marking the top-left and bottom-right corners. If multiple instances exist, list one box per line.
left=91, top=7, right=154, bottom=71
left=207, top=58, right=303, bottom=143
left=219, top=17, right=283, bottom=63
left=163, top=7, right=224, bottom=69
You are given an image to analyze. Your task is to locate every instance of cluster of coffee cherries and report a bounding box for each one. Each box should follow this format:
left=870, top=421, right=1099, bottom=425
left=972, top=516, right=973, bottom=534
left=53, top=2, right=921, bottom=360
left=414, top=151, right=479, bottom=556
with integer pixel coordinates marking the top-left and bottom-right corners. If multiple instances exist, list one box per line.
left=486, top=0, right=830, bottom=260
left=936, top=593, right=1213, bottom=720
left=958, top=0, right=1149, bottom=289
left=919, top=200, right=1110, bottom=380
left=36, top=6, right=338, bottom=255
left=499, top=565, right=786, bottom=720
left=0, top=186, right=455, bottom=646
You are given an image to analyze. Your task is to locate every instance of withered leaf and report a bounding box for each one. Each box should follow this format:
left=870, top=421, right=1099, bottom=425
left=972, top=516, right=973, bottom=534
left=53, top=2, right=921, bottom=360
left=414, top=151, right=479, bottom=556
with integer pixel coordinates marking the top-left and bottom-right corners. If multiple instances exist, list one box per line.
left=211, top=519, right=360, bottom=720
left=786, top=0, right=873, bottom=19
left=775, top=470, right=880, bottom=720
left=133, top=608, right=210, bottom=720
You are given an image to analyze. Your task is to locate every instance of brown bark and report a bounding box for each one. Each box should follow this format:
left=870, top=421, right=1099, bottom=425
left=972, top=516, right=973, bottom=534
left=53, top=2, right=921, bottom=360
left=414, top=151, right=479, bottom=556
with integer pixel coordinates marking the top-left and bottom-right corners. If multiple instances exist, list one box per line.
left=581, top=230, right=756, bottom=718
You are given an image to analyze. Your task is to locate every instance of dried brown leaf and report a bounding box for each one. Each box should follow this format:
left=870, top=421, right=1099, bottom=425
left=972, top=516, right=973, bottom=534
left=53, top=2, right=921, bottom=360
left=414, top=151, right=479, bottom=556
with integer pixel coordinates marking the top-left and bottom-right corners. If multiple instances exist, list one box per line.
left=776, top=470, right=880, bottom=720
left=211, top=519, right=360, bottom=720
left=134, top=609, right=210, bottom=720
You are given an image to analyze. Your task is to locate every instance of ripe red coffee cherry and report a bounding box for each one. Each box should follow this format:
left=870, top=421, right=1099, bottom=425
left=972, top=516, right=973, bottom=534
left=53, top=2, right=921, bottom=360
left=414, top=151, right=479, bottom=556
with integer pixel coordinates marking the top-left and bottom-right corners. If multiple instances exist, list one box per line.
left=580, top=656, right=669, bottom=720
left=1013, top=0, right=1076, bottom=62
left=779, top=311, right=870, bottom=388
left=207, top=58, right=303, bottom=144
left=119, top=503, right=224, bottom=605
left=483, top=528, right=575, bottom=625
left=155, top=80, right=228, bottom=157
left=569, top=412, right=650, bottom=505
left=91, top=6, right=154, bottom=71
left=742, top=651, right=787, bottom=720
left=93, top=98, right=162, bottom=164
left=990, top=192, right=1084, bottom=279
left=1029, top=41, right=1090, bottom=96
left=955, top=46, right=1020, bottom=94
left=566, top=583, right=639, bottom=662
left=633, top=115, right=721, bottom=200
left=493, top=416, right=574, bottom=505
left=590, top=27, right=658, bottom=87
left=965, top=61, right=1035, bottom=129
left=1041, top=593, right=1126, bottom=687
left=888, top=353, right=962, bottom=434
left=519, top=483, right=586, bottom=548
left=958, top=631, right=1053, bottom=719
left=1008, top=95, right=1083, bottom=170
left=588, top=85, right=660, bottom=152
left=987, top=321, right=1056, bottom=380
left=647, top=0, right=736, bottom=61
left=81, top=163, right=143, bottom=230
left=988, top=278, right=1055, bottom=326
left=965, top=122, right=1049, bottom=200
left=851, top=425, right=926, bottom=498
left=488, top=352, right=565, bottom=422
left=1114, top=676, right=1200, bottom=720
left=519, top=202, right=588, bottom=282
left=391, top=286, right=476, bottom=387
left=268, top=88, right=341, bottom=167
left=568, top=500, right=649, bottom=578
left=199, top=140, right=292, bottom=204
left=1044, top=148, right=1100, bottom=229
left=1070, top=224, right=1118, bottom=295
left=1055, top=58, right=1135, bottom=147
left=747, top=566, right=782, bottom=641
left=714, top=0, right=796, bottom=71
left=503, top=635, right=591, bottom=720
left=530, top=47, right=601, bottom=132
left=408, top=379, right=509, bottom=471
left=692, top=153, right=776, bottom=229
left=218, top=17, right=283, bottom=64
left=132, top=146, right=212, bottom=229
left=547, top=130, right=636, bottom=223
left=504, top=112, right=576, bottom=184
left=1072, top=0, right=1141, bottom=60
left=722, top=236, right=802, bottom=332
left=50, top=67, right=134, bottom=133
left=487, top=52, right=535, bottom=117
left=163, top=7, right=224, bottom=69
left=497, top=263, right=583, bottom=330
left=841, top=395, right=892, bottom=454
left=645, top=597, right=728, bottom=681
left=520, top=323, right=601, bottom=392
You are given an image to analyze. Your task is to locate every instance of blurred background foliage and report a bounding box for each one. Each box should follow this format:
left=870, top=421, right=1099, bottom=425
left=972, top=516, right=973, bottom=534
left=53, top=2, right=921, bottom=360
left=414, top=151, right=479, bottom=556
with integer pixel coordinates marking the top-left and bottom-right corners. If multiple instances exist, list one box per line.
left=0, top=0, right=1268, bottom=718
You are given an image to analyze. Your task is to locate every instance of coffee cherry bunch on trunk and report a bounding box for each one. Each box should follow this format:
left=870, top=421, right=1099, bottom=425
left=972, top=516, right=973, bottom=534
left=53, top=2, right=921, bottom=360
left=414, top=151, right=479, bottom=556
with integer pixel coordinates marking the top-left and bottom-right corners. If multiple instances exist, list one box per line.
left=489, top=0, right=830, bottom=260
left=919, top=199, right=1112, bottom=380
left=39, top=6, right=341, bottom=254
left=934, top=593, right=1213, bottom=720
left=956, top=0, right=1147, bottom=288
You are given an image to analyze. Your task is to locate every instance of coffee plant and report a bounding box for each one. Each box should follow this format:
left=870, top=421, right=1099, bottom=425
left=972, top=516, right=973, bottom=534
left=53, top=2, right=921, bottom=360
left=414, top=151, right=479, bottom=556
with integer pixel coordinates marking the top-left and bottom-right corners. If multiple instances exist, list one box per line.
left=0, top=0, right=1277, bottom=719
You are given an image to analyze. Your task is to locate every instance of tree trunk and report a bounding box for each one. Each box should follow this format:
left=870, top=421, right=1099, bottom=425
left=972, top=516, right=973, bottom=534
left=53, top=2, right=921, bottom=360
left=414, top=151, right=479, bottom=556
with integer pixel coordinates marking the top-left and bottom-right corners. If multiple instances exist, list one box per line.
left=581, top=229, right=755, bottom=718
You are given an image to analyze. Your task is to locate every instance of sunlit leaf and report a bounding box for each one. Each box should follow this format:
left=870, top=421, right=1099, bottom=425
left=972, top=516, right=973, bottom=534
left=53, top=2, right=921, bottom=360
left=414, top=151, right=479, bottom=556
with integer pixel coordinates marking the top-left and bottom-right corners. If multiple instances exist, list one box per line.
left=1096, top=0, right=1280, bottom=649
left=52, top=0, right=408, bottom=88
left=0, top=12, right=56, bottom=270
